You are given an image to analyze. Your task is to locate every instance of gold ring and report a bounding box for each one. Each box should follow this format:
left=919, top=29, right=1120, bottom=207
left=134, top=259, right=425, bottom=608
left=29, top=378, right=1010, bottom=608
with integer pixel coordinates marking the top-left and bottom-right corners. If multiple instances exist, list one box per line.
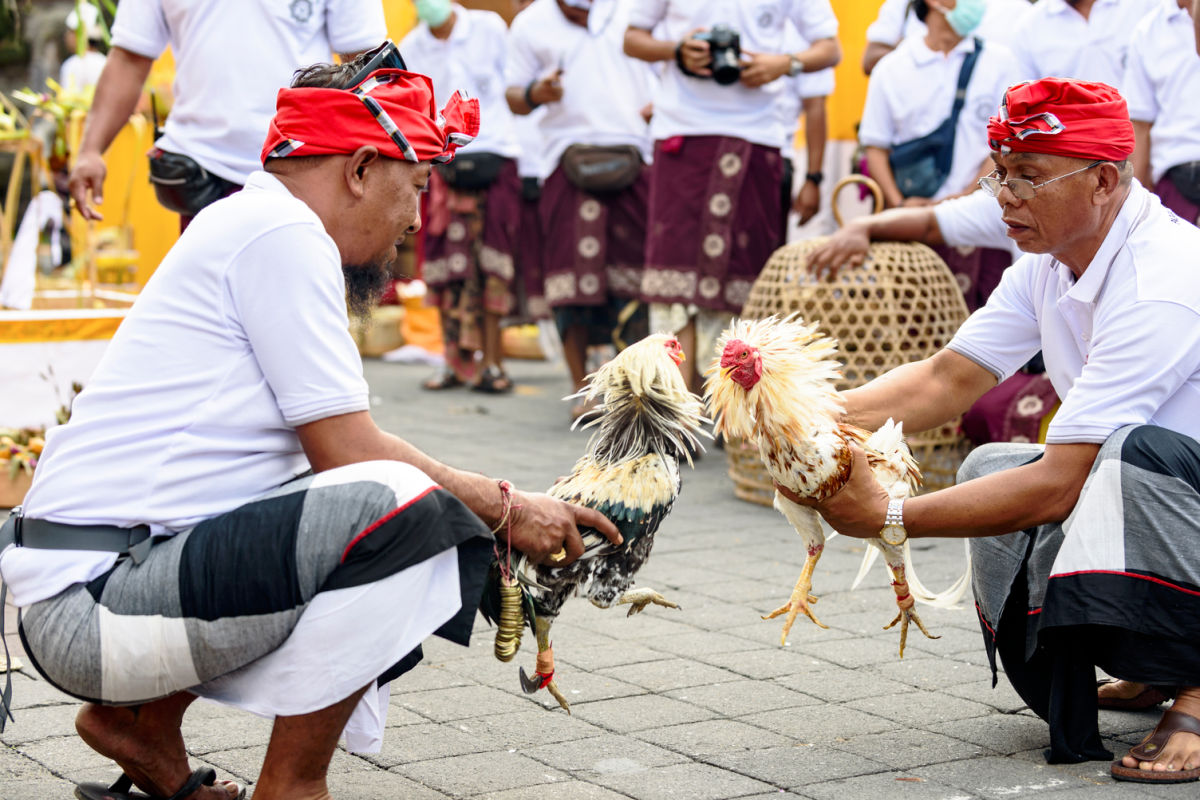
left=549, top=548, right=567, bottom=562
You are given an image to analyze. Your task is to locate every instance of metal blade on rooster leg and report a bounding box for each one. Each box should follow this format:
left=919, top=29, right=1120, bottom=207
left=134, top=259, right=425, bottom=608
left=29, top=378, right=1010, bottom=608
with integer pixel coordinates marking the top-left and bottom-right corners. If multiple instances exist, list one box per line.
left=478, top=333, right=709, bottom=709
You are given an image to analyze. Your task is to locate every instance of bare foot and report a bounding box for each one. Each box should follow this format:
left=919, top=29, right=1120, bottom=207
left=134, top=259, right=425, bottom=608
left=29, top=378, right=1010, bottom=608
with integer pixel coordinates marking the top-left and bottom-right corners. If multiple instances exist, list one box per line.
left=1120, top=687, right=1200, bottom=776
left=76, top=698, right=241, bottom=799
left=1099, top=680, right=1148, bottom=702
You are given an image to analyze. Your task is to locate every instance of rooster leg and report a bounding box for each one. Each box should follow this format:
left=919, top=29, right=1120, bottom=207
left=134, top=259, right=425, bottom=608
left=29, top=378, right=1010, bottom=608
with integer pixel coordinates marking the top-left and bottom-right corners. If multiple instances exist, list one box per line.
left=880, top=551, right=939, bottom=658
left=615, top=587, right=681, bottom=617
left=518, top=615, right=571, bottom=713
left=761, top=545, right=828, bottom=645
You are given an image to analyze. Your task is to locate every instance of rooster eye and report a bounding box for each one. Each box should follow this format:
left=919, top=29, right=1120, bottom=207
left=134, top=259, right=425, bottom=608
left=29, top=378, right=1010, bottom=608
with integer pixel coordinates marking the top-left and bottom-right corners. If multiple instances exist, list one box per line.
left=740, top=350, right=748, bottom=359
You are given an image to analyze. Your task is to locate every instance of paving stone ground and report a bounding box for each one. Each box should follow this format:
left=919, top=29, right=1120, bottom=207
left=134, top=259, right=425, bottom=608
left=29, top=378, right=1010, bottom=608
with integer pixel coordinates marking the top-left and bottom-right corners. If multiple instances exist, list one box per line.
left=0, top=357, right=1181, bottom=799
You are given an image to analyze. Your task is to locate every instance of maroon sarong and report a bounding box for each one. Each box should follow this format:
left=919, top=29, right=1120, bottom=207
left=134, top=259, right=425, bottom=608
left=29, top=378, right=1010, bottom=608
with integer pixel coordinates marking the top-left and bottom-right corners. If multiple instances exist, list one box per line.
left=517, top=192, right=548, bottom=319
left=961, top=371, right=1059, bottom=445
left=640, top=135, right=783, bottom=313
left=1155, top=173, right=1200, bottom=226
left=539, top=164, right=648, bottom=308
left=933, top=244, right=1012, bottom=313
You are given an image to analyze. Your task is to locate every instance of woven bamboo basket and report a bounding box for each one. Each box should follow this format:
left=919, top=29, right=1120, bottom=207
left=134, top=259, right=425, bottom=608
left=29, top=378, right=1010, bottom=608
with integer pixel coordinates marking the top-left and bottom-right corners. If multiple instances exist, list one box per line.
left=727, top=176, right=972, bottom=506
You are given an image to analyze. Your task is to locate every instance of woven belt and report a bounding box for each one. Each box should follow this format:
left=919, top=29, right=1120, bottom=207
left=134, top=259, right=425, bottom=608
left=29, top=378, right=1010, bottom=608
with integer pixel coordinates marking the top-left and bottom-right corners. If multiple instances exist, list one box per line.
left=0, top=509, right=153, bottom=732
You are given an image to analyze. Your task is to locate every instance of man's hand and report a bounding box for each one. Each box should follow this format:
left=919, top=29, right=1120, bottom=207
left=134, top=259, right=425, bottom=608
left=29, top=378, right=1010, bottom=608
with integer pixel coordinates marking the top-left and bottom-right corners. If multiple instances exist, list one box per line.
left=69, top=150, right=107, bottom=221
left=739, top=51, right=789, bottom=88
left=529, top=69, right=564, bottom=106
left=677, top=29, right=712, bottom=76
left=807, top=223, right=870, bottom=279
left=506, top=490, right=622, bottom=565
left=793, top=179, right=820, bottom=225
left=776, top=445, right=890, bottom=539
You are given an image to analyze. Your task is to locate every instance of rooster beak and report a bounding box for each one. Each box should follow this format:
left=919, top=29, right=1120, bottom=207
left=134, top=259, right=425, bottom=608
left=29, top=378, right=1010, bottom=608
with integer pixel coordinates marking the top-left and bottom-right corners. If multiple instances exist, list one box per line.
left=677, top=351, right=686, bottom=364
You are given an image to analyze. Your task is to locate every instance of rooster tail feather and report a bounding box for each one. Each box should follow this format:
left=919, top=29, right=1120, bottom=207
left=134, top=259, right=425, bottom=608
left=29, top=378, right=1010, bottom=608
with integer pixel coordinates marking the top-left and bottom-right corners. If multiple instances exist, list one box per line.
left=902, top=539, right=973, bottom=609
left=850, top=545, right=880, bottom=590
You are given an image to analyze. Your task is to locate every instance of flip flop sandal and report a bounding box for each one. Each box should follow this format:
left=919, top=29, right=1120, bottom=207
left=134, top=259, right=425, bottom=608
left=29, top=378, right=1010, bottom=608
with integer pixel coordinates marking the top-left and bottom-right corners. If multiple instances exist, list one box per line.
left=471, top=366, right=513, bottom=394
left=1111, top=708, right=1200, bottom=783
left=1097, top=678, right=1173, bottom=711
left=422, top=367, right=465, bottom=391
left=75, top=766, right=246, bottom=800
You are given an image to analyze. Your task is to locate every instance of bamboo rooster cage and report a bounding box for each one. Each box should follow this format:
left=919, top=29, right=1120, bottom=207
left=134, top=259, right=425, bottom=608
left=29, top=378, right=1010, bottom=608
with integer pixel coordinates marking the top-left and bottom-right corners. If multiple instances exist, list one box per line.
left=726, top=176, right=972, bottom=506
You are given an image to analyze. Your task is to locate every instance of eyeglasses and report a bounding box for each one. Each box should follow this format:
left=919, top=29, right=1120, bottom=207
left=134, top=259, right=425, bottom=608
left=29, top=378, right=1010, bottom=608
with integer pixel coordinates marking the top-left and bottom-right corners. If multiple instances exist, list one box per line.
left=978, top=160, right=1105, bottom=200
left=348, top=40, right=408, bottom=87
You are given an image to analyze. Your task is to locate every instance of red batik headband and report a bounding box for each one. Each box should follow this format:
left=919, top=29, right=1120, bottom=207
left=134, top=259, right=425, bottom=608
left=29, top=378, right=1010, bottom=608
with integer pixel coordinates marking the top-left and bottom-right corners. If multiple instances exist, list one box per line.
left=261, top=69, right=480, bottom=165
left=987, top=78, right=1134, bottom=162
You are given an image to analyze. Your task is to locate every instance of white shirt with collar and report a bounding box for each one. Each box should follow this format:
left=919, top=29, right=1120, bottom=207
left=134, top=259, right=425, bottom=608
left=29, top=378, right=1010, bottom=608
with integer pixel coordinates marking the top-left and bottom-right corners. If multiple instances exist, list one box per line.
left=858, top=35, right=1020, bottom=201
left=111, top=0, right=386, bottom=184
left=865, top=0, right=1034, bottom=51
left=2, top=171, right=371, bottom=607
left=628, top=0, right=838, bottom=149
left=947, top=182, right=1200, bottom=444
left=400, top=5, right=520, bottom=159
left=1008, top=0, right=1159, bottom=91
left=1123, top=0, right=1200, bottom=184
left=507, top=0, right=655, bottom=167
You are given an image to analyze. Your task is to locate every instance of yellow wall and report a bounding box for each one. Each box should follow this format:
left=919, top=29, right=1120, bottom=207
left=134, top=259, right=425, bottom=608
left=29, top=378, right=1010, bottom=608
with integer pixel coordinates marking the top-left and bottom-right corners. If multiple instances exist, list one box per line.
left=828, top=0, right=879, bottom=141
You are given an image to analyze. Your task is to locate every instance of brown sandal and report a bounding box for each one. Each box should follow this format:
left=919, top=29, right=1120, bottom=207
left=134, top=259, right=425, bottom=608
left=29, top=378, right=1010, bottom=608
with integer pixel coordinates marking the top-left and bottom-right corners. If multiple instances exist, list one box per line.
left=471, top=365, right=513, bottom=394
left=1111, top=708, right=1200, bottom=783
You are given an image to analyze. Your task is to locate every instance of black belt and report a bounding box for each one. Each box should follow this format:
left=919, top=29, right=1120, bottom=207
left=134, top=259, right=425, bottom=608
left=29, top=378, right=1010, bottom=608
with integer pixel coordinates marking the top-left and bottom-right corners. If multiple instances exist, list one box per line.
left=0, top=509, right=154, bottom=732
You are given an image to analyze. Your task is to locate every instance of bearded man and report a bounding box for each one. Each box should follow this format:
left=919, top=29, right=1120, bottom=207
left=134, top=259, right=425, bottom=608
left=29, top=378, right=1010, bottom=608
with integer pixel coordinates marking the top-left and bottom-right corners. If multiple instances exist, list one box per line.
left=791, top=78, right=1200, bottom=783
left=0, top=53, right=618, bottom=800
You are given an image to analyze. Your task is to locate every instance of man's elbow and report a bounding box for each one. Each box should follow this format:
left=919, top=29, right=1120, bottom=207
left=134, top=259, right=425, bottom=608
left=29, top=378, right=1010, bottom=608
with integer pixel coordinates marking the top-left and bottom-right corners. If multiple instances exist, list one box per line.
left=812, top=38, right=841, bottom=71
left=624, top=27, right=648, bottom=59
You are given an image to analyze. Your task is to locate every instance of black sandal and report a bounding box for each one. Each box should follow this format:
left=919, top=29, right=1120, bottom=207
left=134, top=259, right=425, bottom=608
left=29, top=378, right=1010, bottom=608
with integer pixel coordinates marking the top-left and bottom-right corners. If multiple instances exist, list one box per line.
left=75, top=767, right=246, bottom=800
left=472, top=365, right=513, bottom=394
left=422, top=367, right=465, bottom=391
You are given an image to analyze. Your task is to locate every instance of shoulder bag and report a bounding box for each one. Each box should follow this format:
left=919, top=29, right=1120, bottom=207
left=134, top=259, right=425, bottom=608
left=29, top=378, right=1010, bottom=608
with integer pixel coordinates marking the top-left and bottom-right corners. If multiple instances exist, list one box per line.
left=560, top=144, right=643, bottom=194
left=888, top=38, right=983, bottom=199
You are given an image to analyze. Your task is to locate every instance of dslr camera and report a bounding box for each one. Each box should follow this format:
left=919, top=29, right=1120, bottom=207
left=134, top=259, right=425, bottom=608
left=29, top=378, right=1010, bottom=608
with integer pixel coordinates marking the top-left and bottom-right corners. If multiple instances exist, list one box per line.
left=693, top=24, right=741, bottom=85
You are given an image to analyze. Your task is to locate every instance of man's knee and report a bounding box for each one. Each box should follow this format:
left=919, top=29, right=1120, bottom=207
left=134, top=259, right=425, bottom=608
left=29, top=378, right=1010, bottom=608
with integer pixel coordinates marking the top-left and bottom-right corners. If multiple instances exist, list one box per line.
left=1115, top=424, right=1200, bottom=489
left=958, top=441, right=1043, bottom=484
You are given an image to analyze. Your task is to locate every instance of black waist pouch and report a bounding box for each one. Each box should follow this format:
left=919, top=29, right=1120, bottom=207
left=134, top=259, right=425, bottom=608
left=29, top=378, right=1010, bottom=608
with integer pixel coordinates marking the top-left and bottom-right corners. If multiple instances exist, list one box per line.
left=147, top=148, right=240, bottom=215
left=436, top=152, right=508, bottom=191
left=1167, top=161, right=1200, bottom=206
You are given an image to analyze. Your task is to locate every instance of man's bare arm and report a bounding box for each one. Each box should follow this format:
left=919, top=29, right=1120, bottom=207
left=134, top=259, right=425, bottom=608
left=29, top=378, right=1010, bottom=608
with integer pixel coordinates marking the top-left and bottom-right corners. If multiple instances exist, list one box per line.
left=806, top=204, right=945, bottom=278
left=862, top=41, right=895, bottom=75
left=624, top=26, right=680, bottom=63
left=296, top=411, right=622, bottom=563
left=803, top=439, right=1098, bottom=539
left=841, top=349, right=997, bottom=434
left=1132, top=119, right=1154, bottom=190
left=68, top=46, right=155, bottom=220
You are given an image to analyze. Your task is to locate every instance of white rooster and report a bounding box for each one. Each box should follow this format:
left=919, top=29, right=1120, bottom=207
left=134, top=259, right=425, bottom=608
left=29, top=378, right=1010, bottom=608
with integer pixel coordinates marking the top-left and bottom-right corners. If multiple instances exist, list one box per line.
left=705, top=315, right=969, bottom=656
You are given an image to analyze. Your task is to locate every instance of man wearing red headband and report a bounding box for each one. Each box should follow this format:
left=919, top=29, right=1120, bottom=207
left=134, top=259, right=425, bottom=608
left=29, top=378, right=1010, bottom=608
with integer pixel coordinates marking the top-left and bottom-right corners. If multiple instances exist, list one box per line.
left=784, top=77, right=1200, bottom=783
left=1, top=54, right=620, bottom=800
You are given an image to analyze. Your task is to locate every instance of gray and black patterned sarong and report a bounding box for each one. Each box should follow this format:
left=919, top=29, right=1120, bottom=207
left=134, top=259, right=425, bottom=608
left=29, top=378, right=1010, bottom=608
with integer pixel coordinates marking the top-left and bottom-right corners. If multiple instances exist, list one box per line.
left=16, top=460, right=492, bottom=753
left=967, top=425, right=1200, bottom=763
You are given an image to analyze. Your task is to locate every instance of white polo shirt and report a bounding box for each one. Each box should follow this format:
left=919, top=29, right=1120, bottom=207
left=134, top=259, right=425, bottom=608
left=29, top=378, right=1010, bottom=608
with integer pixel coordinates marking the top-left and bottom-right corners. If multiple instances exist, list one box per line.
left=933, top=188, right=1022, bottom=258
left=858, top=36, right=1019, bottom=200
left=1007, top=0, right=1158, bottom=91
left=507, top=0, right=655, bottom=168
left=947, top=183, right=1200, bottom=445
left=628, top=0, right=838, bottom=149
left=1123, top=0, right=1200, bottom=184
left=112, top=0, right=386, bottom=184
left=2, top=172, right=371, bottom=606
left=865, top=0, right=1034, bottom=52
left=400, top=5, right=520, bottom=160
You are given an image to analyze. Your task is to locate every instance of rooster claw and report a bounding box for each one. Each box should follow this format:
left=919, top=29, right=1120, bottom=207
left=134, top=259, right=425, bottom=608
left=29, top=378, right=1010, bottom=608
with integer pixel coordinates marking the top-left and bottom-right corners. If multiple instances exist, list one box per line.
left=519, top=667, right=571, bottom=713
left=762, top=592, right=827, bottom=646
left=616, top=587, right=680, bottom=617
left=883, top=607, right=939, bottom=658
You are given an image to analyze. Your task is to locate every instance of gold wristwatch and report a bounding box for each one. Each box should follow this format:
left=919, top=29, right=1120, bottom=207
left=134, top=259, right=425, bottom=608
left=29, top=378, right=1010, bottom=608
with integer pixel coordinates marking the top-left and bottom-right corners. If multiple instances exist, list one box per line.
left=879, top=498, right=907, bottom=546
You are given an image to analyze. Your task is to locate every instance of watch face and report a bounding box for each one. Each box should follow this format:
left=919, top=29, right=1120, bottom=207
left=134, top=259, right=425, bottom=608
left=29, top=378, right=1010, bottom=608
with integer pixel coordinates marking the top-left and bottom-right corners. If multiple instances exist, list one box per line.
left=880, top=525, right=906, bottom=546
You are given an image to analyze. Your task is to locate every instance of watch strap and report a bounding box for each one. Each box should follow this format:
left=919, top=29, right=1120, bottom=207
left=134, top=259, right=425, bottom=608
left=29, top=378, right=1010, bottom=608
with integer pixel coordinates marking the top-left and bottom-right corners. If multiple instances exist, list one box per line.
left=805, top=171, right=824, bottom=185
left=885, top=498, right=905, bottom=528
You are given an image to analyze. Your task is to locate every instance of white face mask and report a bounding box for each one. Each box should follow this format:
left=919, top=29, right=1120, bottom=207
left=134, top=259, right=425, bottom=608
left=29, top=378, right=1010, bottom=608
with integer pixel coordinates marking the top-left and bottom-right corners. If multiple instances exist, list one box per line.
left=930, top=0, right=986, bottom=36
left=415, top=0, right=453, bottom=27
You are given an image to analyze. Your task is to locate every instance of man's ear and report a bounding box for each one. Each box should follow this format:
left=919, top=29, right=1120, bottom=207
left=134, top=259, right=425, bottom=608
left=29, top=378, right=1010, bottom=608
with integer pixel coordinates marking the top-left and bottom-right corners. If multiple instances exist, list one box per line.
left=1094, top=161, right=1124, bottom=204
left=344, top=146, right=381, bottom=199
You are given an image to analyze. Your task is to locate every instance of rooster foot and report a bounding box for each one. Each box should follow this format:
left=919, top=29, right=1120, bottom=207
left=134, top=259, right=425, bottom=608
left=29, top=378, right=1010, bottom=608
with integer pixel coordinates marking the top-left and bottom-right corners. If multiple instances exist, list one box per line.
left=519, top=666, right=571, bottom=714
left=883, top=606, right=939, bottom=658
left=762, top=589, right=827, bottom=646
left=616, top=587, right=681, bottom=617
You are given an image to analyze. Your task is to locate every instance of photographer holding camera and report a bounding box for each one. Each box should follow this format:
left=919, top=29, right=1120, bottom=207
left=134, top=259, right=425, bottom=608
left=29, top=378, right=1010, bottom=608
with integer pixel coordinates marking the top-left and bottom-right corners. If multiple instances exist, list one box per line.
left=624, top=0, right=840, bottom=391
